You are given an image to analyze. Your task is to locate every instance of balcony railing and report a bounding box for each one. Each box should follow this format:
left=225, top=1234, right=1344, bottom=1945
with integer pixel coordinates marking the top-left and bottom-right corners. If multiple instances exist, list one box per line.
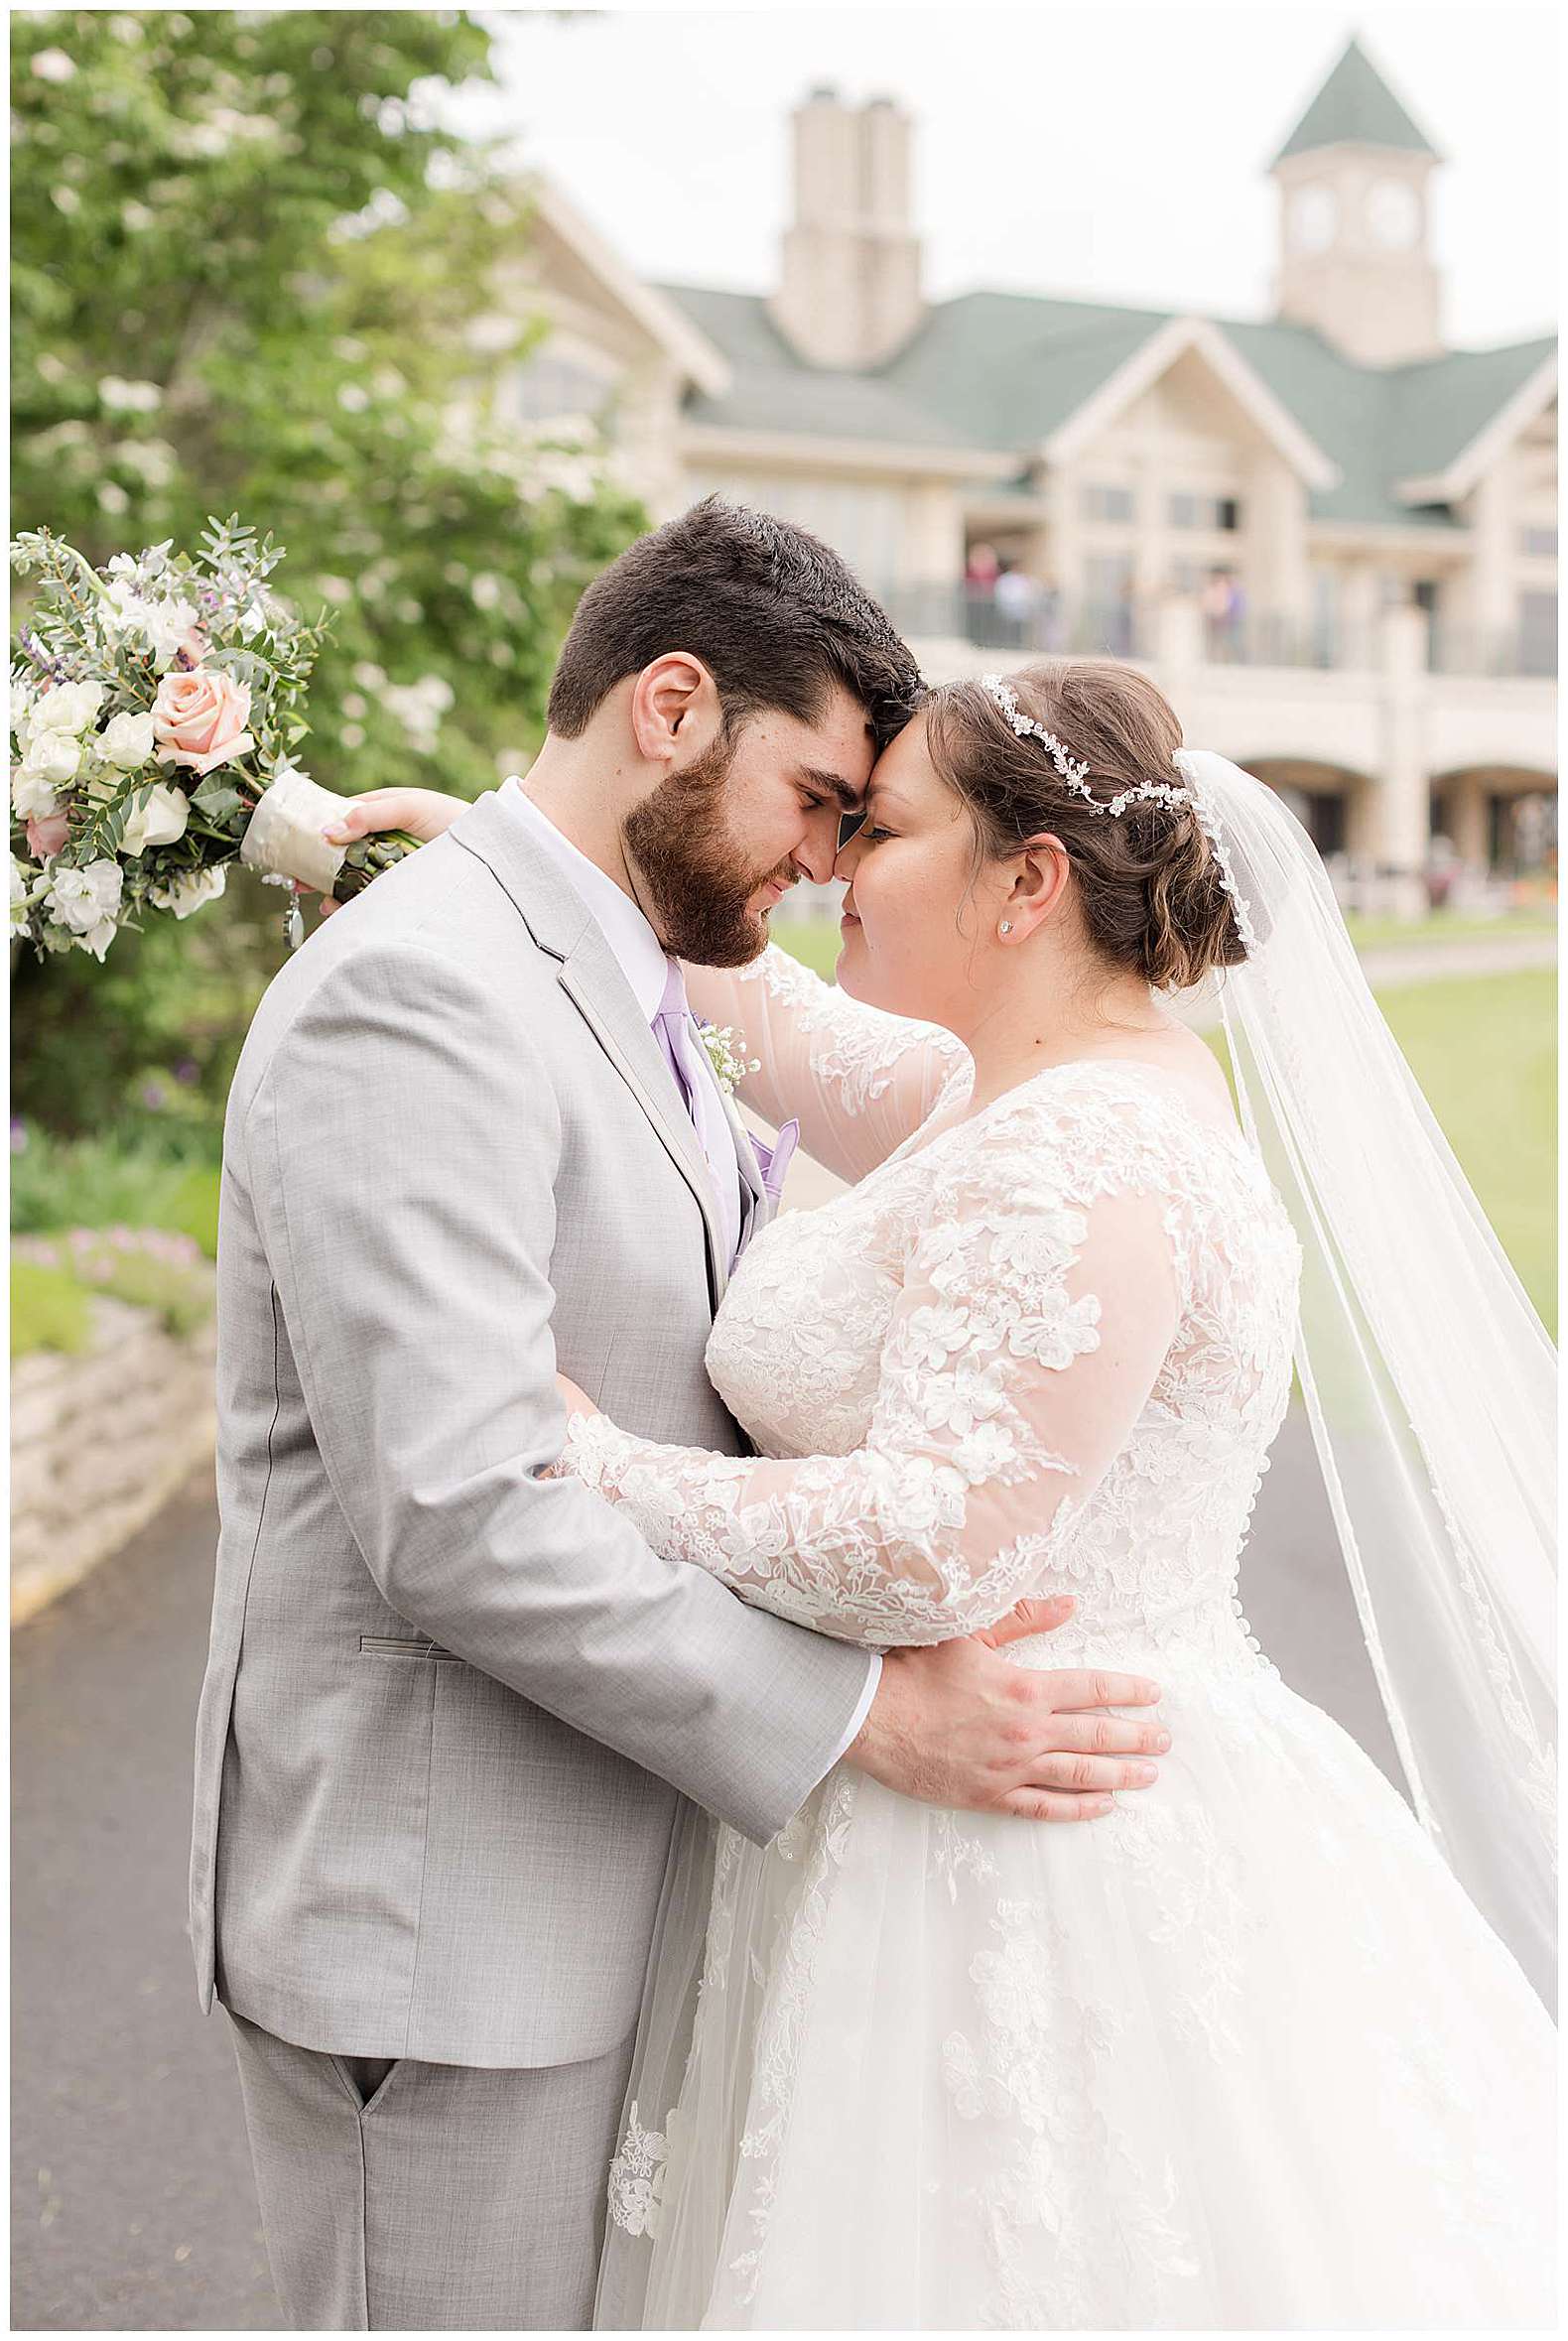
left=878, top=585, right=1159, bottom=664
left=1426, top=621, right=1558, bottom=680
left=878, top=584, right=1557, bottom=679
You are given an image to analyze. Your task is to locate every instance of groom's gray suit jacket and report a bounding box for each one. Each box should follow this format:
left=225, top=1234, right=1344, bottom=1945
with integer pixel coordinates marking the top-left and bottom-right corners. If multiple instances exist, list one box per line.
left=190, top=791, right=873, bottom=2069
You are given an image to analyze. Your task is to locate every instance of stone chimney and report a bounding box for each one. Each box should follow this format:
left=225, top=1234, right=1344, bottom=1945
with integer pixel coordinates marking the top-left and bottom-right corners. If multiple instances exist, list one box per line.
left=770, top=88, right=924, bottom=370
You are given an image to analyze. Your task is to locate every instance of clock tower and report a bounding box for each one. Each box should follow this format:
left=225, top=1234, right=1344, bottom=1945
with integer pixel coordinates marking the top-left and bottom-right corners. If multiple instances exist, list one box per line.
left=1271, top=34, right=1444, bottom=367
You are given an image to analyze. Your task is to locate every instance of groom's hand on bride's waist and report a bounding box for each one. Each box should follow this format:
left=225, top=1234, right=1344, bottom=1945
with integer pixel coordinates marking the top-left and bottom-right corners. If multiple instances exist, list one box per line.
left=843, top=1596, right=1169, bottom=1823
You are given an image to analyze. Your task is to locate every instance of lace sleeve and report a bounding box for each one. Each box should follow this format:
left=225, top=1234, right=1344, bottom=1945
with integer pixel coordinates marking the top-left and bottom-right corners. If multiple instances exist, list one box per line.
left=560, top=1124, right=1181, bottom=1647
left=682, top=945, right=970, bottom=1183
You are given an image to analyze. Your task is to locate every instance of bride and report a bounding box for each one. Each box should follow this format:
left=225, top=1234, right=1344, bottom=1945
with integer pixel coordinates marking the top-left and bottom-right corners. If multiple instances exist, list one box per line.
left=325, top=658, right=1554, bottom=2329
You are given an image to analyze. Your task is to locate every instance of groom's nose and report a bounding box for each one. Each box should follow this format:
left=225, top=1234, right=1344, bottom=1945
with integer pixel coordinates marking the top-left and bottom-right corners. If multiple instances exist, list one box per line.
left=793, top=804, right=845, bottom=885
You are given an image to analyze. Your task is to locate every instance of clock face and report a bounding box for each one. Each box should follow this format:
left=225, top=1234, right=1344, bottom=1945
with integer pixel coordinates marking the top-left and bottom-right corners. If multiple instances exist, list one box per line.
left=1367, top=179, right=1420, bottom=249
left=1291, top=185, right=1338, bottom=254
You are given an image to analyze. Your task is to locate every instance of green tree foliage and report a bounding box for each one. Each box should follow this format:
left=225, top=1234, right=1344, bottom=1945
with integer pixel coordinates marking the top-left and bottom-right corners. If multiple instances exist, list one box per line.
left=11, top=9, right=646, bottom=1141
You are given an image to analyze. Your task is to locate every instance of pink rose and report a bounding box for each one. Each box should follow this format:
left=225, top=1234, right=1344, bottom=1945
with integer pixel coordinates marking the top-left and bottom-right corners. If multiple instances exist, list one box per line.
left=26, top=811, right=69, bottom=859
left=151, top=667, right=254, bottom=777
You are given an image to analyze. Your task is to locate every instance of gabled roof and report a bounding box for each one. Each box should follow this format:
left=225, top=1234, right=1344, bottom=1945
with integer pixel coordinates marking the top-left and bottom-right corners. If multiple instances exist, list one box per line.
left=661, top=278, right=1549, bottom=529
left=525, top=180, right=731, bottom=400
left=660, top=284, right=964, bottom=449
left=1271, top=34, right=1442, bottom=168
left=1384, top=340, right=1557, bottom=502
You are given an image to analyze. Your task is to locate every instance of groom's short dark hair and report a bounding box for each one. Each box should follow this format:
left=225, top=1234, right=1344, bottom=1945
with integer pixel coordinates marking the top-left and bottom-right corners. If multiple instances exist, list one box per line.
left=547, top=497, right=922, bottom=751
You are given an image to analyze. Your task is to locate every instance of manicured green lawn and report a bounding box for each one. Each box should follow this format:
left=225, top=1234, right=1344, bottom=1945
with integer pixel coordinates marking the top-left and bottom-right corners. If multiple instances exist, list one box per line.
left=1342, top=906, right=1557, bottom=954
left=1372, top=970, right=1556, bottom=1333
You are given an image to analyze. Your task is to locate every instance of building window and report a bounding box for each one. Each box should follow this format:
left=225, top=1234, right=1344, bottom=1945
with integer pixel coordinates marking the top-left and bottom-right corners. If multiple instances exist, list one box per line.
left=1520, top=524, right=1558, bottom=558
left=1518, top=590, right=1558, bottom=677
left=1082, top=483, right=1134, bottom=524
left=1169, top=492, right=1242, bottom=531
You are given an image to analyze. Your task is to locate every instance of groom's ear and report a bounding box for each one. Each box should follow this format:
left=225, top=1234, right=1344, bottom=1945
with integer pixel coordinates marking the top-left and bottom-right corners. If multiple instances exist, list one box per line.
left=629, top=653, right=720, bottom=764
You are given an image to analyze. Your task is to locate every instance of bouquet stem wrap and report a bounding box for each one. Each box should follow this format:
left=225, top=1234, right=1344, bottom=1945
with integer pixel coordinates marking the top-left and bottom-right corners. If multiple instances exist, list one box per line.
left=239, top=767, right=350, bottom=895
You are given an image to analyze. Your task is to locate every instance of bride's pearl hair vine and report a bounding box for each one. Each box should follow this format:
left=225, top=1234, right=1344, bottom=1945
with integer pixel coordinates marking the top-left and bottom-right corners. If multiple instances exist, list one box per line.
left=980, top=674, right=1189, bottom=818
left=977, top=673, right=1258, bottom=953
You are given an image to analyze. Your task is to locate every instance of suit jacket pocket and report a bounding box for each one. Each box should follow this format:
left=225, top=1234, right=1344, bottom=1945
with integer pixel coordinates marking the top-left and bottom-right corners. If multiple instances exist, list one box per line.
left=359, top=1634, right=462, bottom=1663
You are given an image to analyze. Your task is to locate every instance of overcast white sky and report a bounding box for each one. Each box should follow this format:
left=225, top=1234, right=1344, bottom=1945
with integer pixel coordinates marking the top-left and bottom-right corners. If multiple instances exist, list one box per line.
left=448, top=3, right=1558, bottom=348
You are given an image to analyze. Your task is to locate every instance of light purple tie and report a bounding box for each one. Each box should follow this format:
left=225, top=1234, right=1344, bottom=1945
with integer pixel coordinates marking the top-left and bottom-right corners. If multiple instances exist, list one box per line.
left=650, top=960, right=799, bottom=1229
left=651, top=958, right=708, bottom=1124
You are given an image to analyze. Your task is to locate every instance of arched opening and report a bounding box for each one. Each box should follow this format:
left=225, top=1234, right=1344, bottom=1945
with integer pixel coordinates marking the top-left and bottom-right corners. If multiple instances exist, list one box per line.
left=1430, top=765, right=1558, bottom=889
left=1241, top=757, right=1377, bottom=863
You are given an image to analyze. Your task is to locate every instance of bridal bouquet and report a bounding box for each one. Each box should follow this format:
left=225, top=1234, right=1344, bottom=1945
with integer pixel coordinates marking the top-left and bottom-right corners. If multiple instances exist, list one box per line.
left=10, top=518, right=420, bottom=960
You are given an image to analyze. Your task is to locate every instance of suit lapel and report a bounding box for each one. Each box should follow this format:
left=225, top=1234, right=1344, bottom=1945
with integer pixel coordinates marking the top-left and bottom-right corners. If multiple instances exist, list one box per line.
left=717, top=1078, right=770, bottom=1259
left=451, top=793, right=731, bottom=1309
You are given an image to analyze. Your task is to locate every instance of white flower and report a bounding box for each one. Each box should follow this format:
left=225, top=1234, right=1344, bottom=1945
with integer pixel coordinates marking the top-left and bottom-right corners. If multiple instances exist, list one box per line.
left=96, top=710, right=158, bottom=770
left=148, top=864, right=226, bottom=919
left=11, top=856, right=37, bottom=928
left=697, top=1021, right=760, bottom=1098
left=122, top=781, right=191, bottom=854
left=46, top=859, right=123, bottom=959
left=30, top=679, right=106, bottom=737
left=13, top=756, right=72, bottom=814
left=99, top=579, right=201, bottom=667
left=31, top=47, right=76, bottom=81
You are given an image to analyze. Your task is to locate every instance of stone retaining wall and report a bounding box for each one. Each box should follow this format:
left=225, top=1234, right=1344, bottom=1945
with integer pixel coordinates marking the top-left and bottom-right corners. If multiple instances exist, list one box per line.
left=11, top=1294, right=217, bottom=1626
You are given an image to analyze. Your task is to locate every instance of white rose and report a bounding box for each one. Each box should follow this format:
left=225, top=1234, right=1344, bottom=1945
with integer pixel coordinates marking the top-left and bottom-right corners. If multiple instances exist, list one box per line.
left=31, top=679, right=105, bottom=736
left=12, top=764, right=67, bottom=819
left=17, top=730, right=81, bottom=795
left=96, top=710, right=158, bottom=770
left=46, top=859, right=123, bottom=955
left=148, top=863, right=226, bottom=919
left=121, top=780, right=191, bottom=854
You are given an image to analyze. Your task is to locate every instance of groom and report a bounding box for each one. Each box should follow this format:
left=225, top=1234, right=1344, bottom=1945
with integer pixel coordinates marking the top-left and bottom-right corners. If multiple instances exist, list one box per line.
left=192, top=498, right=1168, bottom=2330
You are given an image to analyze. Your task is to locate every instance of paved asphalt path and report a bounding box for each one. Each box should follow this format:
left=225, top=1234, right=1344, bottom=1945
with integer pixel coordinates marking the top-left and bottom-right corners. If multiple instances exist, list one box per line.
left=12, top=1145, right=1403, bottom=2333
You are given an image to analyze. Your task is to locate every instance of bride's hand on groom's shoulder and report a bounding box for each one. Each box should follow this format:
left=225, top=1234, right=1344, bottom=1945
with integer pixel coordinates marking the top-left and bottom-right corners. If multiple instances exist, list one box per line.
left=312, top=787, right=468, bottom=918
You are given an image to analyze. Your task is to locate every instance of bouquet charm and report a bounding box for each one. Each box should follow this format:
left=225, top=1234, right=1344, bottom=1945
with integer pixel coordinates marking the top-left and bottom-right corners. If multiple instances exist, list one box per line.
left=10, top=517, right=422, bottom=961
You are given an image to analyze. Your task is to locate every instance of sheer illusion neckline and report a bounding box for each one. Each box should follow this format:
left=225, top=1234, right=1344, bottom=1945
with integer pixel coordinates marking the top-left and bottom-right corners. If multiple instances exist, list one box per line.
left=883, top=1052, right=1250, bottom=1177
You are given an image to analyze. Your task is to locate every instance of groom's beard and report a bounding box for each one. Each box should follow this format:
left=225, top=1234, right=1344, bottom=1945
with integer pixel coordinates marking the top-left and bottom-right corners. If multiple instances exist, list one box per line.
left=622, top=731, right=794, bottom=968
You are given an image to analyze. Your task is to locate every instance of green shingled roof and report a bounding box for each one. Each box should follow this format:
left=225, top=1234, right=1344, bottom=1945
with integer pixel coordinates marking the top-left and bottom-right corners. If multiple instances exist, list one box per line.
left=1272, top=35, right=1441, bottom=167
left=660, top=277, right=1551, bottom=530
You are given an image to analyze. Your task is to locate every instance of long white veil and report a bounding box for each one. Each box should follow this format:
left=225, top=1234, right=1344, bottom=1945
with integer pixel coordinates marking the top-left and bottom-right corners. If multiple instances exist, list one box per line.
left=1176, top=748, right=1557, bottom=2011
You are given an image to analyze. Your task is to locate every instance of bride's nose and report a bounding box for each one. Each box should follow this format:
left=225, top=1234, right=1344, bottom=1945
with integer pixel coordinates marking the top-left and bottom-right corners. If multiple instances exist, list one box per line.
left=834, top=827, right=867, bottom=884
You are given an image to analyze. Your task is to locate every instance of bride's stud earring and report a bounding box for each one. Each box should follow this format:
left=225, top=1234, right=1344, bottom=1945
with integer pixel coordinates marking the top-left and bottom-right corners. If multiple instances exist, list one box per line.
left=998, top=920, right=1013, bottom=936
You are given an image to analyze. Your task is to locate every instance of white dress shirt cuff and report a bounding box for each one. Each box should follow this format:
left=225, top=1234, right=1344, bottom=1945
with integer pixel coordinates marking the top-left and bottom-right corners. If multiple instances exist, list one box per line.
left=822, top=1650, right=882, bottom=1776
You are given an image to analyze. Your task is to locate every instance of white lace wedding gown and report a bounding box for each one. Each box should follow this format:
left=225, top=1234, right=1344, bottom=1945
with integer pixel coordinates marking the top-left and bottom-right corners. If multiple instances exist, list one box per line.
left=569, top=946, right=1555, bottom=2332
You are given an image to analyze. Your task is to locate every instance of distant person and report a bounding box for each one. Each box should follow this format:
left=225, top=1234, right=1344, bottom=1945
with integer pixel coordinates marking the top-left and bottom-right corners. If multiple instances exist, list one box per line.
left=993, top=558, right=1038, bottom=647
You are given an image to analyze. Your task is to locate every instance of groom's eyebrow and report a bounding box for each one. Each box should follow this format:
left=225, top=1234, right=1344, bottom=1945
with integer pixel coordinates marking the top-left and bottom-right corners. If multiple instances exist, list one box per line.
left=797, top=764, right=866, bottom=812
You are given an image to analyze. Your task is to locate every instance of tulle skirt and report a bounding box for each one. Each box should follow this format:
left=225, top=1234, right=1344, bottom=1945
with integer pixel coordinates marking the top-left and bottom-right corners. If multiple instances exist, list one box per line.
left=593, top=1648, right=1555, bottom=2330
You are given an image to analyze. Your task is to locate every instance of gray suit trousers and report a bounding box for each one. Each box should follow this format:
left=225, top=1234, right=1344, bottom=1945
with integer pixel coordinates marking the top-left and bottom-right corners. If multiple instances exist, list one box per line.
left=226, top=2009, right=635, bottom=2331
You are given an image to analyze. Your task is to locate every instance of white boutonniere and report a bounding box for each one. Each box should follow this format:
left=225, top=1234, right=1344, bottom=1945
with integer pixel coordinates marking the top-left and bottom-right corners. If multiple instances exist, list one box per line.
left=695, top=1018, right=759, bottom=1098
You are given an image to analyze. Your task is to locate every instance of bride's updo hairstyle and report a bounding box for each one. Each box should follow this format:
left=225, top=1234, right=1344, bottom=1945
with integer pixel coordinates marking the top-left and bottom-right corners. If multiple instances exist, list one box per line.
left=923, top=660, right=1249, bottom=991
